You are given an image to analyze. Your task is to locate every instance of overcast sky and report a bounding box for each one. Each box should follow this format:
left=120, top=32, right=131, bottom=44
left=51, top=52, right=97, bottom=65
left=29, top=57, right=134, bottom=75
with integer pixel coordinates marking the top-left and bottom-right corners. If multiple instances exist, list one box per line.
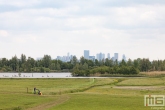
left=0, top=0, right=165, bottom=60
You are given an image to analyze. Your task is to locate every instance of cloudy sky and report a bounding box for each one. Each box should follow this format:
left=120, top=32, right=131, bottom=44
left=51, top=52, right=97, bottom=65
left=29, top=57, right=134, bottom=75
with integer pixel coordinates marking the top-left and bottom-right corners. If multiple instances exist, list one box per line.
left=0, top=0, right=165, bottom=60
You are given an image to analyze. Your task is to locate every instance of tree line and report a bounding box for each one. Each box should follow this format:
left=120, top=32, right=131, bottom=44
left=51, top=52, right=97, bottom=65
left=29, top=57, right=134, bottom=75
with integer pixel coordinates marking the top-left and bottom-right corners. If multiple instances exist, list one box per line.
left=0, top=54, right=165, bottom=76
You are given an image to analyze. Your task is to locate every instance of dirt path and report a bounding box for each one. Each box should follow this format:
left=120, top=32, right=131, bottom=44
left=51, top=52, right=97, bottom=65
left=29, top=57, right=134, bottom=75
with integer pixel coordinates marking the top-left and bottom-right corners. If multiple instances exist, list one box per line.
left=114, top=86, right=165, bottom=90
left=27, top=95, right=70, bottom=110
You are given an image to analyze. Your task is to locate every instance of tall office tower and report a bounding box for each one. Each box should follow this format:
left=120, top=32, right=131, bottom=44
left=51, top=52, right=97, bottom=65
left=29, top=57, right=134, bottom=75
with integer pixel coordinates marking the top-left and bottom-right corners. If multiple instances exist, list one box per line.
left=89, top=56, right=95, bottom=62
left=99, top=53, right=102, bottom=61
left=84, top=50, right=89, bottom=59
left=102, top=53, right=105, bottom=60
left=114, top=53, right=118, bottom=61
left=67, top=52, right=69, bottom=57
left=57, top=56, right=62, bottom=61
left=67, top=52, right=70, bottom=61
left=96, top=52, right=105, bottom=61
left=96, top=54, right=99, bottom=61
left=70, top=55, right=73, bottom=60
left=111, top=57, right=114, bottom=61
left=62, top=56, right=67, bottom=62
left=107, top=53, right=110, bottom=59
left=122, top=54, right=126, bottom=61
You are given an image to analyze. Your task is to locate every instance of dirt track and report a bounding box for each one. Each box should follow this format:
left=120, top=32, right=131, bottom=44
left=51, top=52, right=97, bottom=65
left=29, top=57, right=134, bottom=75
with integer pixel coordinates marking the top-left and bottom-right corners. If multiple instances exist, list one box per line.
left=27, top=95, right=70, bottom=110
left=114, top=86, right=165, bottom=90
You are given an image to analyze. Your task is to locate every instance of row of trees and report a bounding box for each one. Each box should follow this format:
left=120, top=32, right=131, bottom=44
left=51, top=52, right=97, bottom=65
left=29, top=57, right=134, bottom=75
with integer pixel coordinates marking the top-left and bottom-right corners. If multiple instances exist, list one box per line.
left=0, top=54, right=73, bottom=73
left=72, top=65, right=139, bottom=76
left=0, top=54, right=165, bottom=76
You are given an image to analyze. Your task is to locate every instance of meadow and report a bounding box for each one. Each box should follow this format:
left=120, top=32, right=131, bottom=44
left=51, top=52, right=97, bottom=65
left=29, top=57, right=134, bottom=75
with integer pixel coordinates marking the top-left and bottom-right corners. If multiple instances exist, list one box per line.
left=0, top=77, right=165, bottom=110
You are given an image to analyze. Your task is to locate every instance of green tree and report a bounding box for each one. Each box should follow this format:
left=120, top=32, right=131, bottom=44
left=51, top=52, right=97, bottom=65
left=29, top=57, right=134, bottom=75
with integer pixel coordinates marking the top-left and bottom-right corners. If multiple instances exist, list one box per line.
left=21, top=54, right=26, bottom=64
left=10, top=55, right=18, bottom=71
left=71, top=56, right=78, bottom=66
left=95, top=59, right=99, bottom=66
left=105, top=58, right=113, bottom=67
left=130, top=67, right=139, bottom=74
left=140, top=58, right=151, bottom=72
left=119, top=59, right=127, bottom=67
left=80, top=56, right=86, bottom=65
left=50, top=63, right=56, bottom=70
left=82, top=62, right=88, bottom=70
left=56, top=62, right=61, bottom=70
left=127, top=59, right=133, bottom=66
left=42, top=55, right=51, bottom=68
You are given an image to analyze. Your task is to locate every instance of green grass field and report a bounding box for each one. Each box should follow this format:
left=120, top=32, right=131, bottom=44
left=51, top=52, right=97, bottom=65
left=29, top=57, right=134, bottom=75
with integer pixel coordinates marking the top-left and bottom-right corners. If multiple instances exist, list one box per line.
left=0, top=77, right=165, bottom=110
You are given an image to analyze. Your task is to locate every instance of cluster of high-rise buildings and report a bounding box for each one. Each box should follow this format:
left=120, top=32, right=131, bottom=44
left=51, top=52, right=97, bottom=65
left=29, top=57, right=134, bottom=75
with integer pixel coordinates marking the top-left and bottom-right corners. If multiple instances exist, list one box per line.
left=84, top=50, right=126, bottom=61
left=56, top=53, right=74, bottom=62
left=56, top=50, right=127, bottom=62
left=84, top=50, right=95, bottom=61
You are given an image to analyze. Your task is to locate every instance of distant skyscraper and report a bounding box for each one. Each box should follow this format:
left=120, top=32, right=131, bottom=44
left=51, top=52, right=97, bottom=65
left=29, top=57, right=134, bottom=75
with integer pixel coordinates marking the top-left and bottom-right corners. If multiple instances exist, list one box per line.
left=56, top=53, right=73, bottom=62
left=57, top=56, right=62, bottom=61
left=67, top=52, right=70, bottom=61
left=70, top=55, right=73, bottom=60
left=62, top=56, right=67, bottom=62
left=107, top=53, right=110, bottom=59
left=96, top=54, right=99, bottom=61
left=111, top=57, right=114, bottom=61
left=96, top=52, right=105, bottom=61
left=89, top=56, right=95, bottom=62
left=84, top=50, right=89, bottom=59
left=103, top=53, right=105, bottom=60
left=114, top=53, right=118, bottom=61
left=99, top=53, right=102, bottom=61
left=122, top=54, right=126, bottom=61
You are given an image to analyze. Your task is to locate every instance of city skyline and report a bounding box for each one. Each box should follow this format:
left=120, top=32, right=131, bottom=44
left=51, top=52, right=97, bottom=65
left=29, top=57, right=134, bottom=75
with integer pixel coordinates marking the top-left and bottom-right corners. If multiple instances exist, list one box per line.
left=0, top=49, right=159, bottom=61
left=0, top=1, right=165, bottom=60
left=56, top=50, right=125, bottom=62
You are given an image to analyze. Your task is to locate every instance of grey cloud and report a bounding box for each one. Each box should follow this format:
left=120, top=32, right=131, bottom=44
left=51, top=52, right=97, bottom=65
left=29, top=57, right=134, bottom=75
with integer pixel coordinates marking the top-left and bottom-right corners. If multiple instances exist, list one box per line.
left=0, top=0, right=165, bottom=60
